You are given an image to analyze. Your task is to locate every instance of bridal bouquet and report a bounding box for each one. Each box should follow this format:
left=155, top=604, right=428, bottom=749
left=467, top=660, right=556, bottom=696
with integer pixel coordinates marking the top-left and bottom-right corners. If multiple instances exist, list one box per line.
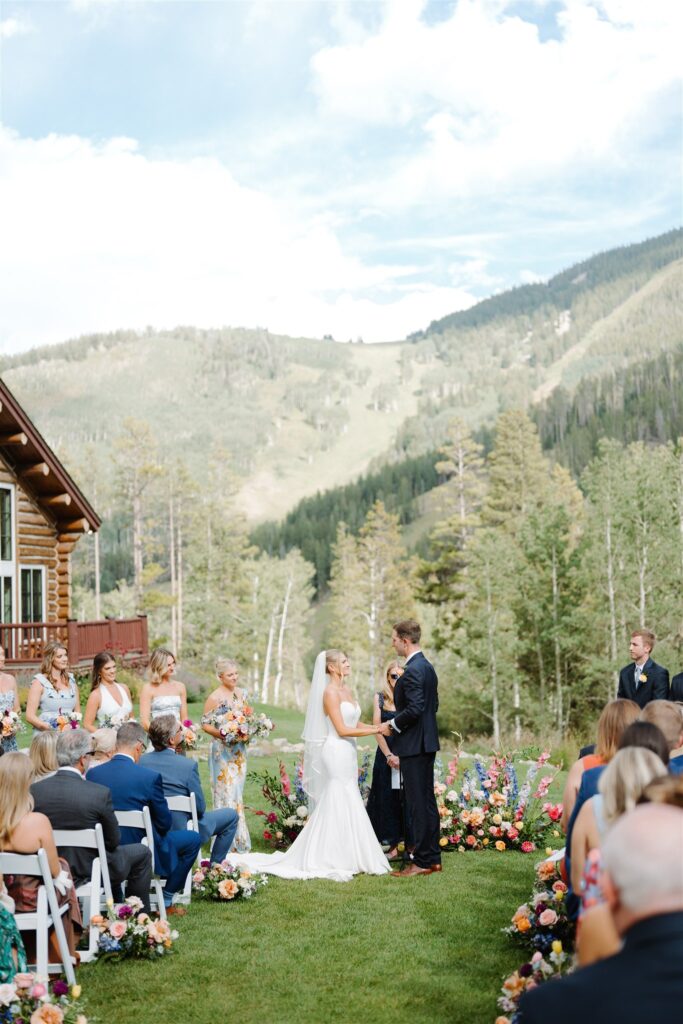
left=207, top=703, right=274, bottom=747
left=92, top=896, right=178, bottom=961
left=192, top=859, right=268, bottom=901
left=50, top=709, right=83, bottom=731
left=0, top=975, right=89, bottom=1024
left=1, top=708, right=25, bottom=738
left=180, top=718, right=199, bottom=750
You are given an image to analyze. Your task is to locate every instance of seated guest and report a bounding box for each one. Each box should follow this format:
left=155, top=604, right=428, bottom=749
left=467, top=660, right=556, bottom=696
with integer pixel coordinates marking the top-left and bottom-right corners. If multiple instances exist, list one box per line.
left=563, top=720, right=669, bottom=915
left=86, top=727, right=117, bottom=768
left=88, top=721, right=200, bottom=916
left=0, top=752, right=82, bottom=961
left=641, top=700, right=683, bottom=774
left=562, top=700, right=639, bottom=829
left=141, top=714, right=238, bottom=864
left=571, top=747, right=666, bottom=967
left=642, top=772, right=683, bottom=807
left=28, top=731, right=59, bottom=780
left=616, top=628, right=669, bottom=708
left=518, top=804, right=683, bottom=1023
left=31, top=729, right=153, bottom=913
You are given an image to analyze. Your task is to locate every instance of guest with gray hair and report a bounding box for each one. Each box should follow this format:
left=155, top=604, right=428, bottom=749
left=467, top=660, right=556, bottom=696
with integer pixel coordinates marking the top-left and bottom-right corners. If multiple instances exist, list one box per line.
left=141, top=713, right=238, bottom=864
left=31, top=728, right=153, bottom=911
left=518, top=803, right=683, bottom=1023
left=89, top=719, right=200, bottom=915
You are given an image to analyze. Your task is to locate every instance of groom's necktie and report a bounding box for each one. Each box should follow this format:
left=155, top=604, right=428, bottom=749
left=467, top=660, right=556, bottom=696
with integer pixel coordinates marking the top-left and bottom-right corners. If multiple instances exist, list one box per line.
left=635, top=664, right=641, bottom=689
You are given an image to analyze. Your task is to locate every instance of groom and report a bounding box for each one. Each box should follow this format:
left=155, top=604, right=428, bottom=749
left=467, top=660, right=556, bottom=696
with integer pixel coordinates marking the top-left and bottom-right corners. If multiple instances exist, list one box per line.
left=382, top=619, right=441, bottom=876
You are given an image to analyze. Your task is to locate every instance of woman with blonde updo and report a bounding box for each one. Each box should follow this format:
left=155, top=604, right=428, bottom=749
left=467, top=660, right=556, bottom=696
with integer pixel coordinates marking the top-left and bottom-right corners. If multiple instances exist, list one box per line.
left=227, top=649, right=391, bottom=881
left=139, top=647, right=187, bottom=729
left=201, top=658, right=251, bottom=852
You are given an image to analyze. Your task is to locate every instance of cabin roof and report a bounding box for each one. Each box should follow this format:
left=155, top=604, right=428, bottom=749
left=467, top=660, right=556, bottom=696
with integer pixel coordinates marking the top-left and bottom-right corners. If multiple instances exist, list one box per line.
left=0, top=378, right=101, bottom=535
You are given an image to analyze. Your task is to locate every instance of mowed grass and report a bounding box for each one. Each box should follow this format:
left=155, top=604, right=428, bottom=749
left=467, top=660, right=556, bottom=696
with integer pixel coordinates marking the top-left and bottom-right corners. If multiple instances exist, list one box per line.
left=64, top=701, right=552, bottom=1024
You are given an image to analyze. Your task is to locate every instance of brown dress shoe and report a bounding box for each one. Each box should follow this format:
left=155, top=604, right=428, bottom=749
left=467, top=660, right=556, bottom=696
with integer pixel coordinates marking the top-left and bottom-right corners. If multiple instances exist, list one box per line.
left=391, top=863, right=433, bottom=877
left=167, top=905, right=188, bottom=916
left=429, top=864, right=443, bottom=873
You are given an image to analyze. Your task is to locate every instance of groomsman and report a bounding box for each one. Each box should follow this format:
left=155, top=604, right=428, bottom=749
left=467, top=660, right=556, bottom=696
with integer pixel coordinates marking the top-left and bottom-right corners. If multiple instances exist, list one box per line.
left=616, top=629, right=669, bottom=708
left=670, top=670, right=683, bottom=703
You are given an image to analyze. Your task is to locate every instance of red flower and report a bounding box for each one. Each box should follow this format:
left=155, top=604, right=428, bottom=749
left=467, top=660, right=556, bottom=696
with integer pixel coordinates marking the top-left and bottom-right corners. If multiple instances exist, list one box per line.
left=263, top=830, right=272, bottom=841
left=267, top=812, right=277, bottom=823
left=521, top=841, right=535, bottom=853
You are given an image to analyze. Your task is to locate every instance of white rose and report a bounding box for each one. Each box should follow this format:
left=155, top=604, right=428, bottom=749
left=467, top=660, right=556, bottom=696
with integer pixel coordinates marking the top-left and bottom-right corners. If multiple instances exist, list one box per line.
left=446, top=790, right=458, bottom=802
left=288, top=794, right=298, bottom=803
left=0, top=985, right=17, bottom=1007
left=296, top=806, right=309, bottom=818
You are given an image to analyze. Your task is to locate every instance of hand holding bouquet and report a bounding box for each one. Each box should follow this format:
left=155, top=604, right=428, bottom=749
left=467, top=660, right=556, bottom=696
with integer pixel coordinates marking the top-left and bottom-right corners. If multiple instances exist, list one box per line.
left=2, top=709, right=25, bottom=738
left=51, top=709, right=83, bottom=731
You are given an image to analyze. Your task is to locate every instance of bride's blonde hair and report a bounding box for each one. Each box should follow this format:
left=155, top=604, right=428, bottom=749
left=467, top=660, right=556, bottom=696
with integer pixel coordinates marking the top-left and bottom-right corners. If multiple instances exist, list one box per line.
left=325, top=650, right=346, bottom=676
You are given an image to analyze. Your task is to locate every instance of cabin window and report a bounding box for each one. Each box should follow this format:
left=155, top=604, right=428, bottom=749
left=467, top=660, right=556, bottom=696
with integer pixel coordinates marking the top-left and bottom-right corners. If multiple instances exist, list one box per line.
left=20, top=566, right=45, bottom=623
left=0, top=485, right=14, bottom=623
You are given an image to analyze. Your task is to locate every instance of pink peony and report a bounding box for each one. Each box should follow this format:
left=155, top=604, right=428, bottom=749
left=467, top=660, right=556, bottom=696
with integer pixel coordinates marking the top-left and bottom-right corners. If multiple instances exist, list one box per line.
left=29, top=983, right=47, bottom=998
left=109, top=921, right=127, bottom=939
left=538, top=909, right=558, bottom=926
left=521, top=841, right=535, bottom=853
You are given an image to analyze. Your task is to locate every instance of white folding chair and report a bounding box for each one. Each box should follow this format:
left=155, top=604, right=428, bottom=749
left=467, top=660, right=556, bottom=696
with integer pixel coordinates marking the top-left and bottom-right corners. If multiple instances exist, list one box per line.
left=0, top=848, right=76, bottom=985
left=52, top=823, right=113, bottom=963
left=166, top=793, right=199, bottom=903
left=114, top=807, right=167, bottom=920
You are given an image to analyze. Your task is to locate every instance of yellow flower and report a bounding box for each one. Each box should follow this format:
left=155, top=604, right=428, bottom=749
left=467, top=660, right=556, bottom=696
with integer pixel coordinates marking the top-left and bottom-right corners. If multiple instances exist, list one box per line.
left=492, top=813, right=503, bottom=825
left=495, top=840, right=506, bottom=851
left=552, top=940, right=563, bottom=954
left=71, top=986, right=82, bottom=999
left=545, top=847, right=553, bottom=855
left=552, top=829, right=560, bottom=837
left=439, top=837, right=448, bottom=847
left=482, top=838, right=490, bottom=846
left=554, top=891, right=563, bottom=902
left=640, top=673, right=647, bottom=682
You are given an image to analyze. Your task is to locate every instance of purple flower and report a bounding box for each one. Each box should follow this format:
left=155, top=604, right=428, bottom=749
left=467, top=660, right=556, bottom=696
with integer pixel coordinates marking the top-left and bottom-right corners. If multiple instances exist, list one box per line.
left=117, top=904, right=133, bottom=919
left=51, top=979, right=69, bottom=996
left=518, top=963, right=533, bottom=978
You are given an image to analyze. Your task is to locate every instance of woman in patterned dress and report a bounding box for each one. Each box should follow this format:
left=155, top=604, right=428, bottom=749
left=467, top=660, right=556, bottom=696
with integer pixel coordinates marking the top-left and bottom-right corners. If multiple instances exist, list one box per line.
left=24, top=641, right=80, bottom=734
left=0, top=647, right=21, bottom=754
left=201, top=658, right=251, bottom=853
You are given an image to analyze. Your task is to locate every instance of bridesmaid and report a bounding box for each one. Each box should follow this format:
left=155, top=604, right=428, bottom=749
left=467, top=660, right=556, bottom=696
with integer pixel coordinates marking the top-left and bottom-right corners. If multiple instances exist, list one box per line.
left=366, top=660, right=405, bottom=859
left=201, top=658, right=251, bottom=853
left=83, top=651, right=133, bottom=732
left=0, top=647, right=21, bottom=753
left=24, top=641, right=80, bottom=734
left=139, top=647, right=187, bottom=729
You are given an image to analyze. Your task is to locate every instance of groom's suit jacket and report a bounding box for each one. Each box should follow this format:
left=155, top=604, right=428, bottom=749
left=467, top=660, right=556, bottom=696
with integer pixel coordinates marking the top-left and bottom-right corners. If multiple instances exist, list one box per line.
left=616, top=657, right=669, bottom=708
left=391, top=651, right=439, bottom=757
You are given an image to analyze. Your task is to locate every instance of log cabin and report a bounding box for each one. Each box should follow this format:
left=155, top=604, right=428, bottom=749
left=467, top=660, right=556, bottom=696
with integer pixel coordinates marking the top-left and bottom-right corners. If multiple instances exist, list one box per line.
left=0, top=378, right=148, bottom=667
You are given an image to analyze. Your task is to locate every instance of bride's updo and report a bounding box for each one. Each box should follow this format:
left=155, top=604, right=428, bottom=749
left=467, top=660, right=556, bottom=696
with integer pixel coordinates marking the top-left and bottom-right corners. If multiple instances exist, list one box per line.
left=325, top=650, right=346, bottom=677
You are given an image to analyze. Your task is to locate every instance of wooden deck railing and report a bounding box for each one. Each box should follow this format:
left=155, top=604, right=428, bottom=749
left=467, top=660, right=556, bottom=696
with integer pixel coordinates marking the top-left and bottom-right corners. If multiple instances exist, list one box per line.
left=0, top=616, right=149, bottom=665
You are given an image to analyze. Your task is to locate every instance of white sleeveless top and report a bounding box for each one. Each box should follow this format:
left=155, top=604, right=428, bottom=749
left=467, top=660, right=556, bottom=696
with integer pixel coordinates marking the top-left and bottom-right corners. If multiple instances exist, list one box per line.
left=97, top=683, right=133, bottom=726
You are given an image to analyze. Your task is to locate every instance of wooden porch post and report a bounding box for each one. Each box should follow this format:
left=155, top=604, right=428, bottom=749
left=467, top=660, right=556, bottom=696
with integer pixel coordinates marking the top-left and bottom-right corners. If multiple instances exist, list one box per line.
left=66, top=619, right=79, bottom=666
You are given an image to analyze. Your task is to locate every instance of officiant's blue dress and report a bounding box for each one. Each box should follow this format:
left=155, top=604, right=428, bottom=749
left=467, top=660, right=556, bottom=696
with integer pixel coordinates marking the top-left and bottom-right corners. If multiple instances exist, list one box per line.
left=366, top=694, right=403, bottom=848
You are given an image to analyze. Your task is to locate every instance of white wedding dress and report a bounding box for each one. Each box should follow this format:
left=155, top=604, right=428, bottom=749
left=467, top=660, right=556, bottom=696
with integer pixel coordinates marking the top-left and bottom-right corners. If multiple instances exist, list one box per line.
left=230, top=701, right=390, bottom=882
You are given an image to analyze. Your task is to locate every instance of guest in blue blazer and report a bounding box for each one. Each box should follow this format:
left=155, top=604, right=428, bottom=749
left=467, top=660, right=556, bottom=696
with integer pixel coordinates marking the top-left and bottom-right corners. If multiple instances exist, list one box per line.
left=89, top=720, right=200, bottom=914
left=141, top=714, right=238, bottom=863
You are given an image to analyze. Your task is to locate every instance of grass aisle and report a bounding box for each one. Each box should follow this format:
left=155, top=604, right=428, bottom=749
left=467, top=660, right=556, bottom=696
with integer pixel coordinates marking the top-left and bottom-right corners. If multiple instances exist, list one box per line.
left=75, top=700, right=538, bottom=1024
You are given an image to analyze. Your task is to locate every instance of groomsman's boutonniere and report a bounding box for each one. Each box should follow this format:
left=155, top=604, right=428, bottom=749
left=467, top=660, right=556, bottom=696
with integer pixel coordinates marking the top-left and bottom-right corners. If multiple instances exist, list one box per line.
left=639, top=673, right=648, bottom=683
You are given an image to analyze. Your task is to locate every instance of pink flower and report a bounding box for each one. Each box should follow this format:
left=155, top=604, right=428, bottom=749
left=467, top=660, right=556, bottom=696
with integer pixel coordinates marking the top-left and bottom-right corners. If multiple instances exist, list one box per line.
left=531, top=951, right=543, bottom=964
left=109, top=921, right=127, bottom=939
left=507, top=828, right=519, bottom=841
left=552, top=880, right=568, bottom=893
left=267, top=812, right=277, bottom=823
left=29, top=983, right=47, bottom=999
left=538, top=909, right=558, bottom=926
left=279, top=763, right=291, bottom=797
left=521, top=841, right=535, bottom=853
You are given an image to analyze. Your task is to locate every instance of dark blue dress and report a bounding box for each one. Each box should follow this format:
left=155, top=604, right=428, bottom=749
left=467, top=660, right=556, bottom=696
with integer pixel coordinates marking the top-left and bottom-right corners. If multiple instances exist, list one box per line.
left=365, top=694, right=403, bottom=848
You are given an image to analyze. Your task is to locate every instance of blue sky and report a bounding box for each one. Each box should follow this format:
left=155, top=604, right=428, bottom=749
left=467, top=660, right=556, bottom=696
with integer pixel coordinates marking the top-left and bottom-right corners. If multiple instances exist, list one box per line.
left=0, top=0, right=680, bottom=349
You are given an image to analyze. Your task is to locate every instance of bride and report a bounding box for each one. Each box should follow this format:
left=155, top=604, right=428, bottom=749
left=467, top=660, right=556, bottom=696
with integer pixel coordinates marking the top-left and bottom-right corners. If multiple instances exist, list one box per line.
left=229, top=650, right=390, bottom=882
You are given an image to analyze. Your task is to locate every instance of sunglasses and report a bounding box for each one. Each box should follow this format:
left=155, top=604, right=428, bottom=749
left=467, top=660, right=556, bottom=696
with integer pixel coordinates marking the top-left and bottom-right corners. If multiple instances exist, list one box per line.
left=389, top=673, right=400, bottom=681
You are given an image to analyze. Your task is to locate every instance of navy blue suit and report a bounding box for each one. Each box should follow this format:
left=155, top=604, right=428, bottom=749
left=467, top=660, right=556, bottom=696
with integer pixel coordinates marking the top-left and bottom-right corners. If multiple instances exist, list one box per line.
left=89, top=753, right=200, bottom=903
left=518, top=913, right=683, bottom=1023
left=140, top=748, right=238, bottom=863
left=616, top=657, right=669, bottom=707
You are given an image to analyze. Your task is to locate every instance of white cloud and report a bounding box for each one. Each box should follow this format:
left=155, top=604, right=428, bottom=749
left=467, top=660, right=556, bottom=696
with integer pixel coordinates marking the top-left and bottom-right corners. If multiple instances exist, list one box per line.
left=0, top=17, right=33, bottom=39
left=310, top=0, right=682, bottom=205
left=0, top=126, right=474, bottom=350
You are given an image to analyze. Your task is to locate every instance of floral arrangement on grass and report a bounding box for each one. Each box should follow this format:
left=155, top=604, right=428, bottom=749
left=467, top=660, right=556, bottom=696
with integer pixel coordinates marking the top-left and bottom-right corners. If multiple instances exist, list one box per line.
left=48, top=710, right=83, bottom=731
left=505, top=878, right=574, bottom=953
left=92, top=896, right=178, bottom=961
left=206, top=704, right=274, bottom=747
left=0, top=975, right=87, bottom=1024
left=494, top=945, right=573, bottom=1023
left=1, top=709, right=25, bottom=739
left=251, top=754, right=372, bottom=849
left=434, top=749, right=562, bottom=853
left=192, top=859, right=268, bottom=901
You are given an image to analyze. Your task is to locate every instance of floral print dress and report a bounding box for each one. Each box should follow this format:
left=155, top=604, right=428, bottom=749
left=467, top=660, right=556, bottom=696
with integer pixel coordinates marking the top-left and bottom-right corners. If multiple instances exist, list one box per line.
left=0, top=690, right=18, bottom=753
left=203, top=698, right=251, bottom=853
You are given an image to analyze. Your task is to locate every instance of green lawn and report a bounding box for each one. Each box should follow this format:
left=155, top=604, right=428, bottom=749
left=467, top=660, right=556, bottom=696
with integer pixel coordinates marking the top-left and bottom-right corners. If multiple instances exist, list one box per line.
left=71, top=701, right=549, bottom=1024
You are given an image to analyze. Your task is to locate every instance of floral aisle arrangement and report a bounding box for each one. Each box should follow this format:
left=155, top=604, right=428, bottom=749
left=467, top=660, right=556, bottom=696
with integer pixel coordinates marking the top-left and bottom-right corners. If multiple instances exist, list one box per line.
left=0, top=975, right=88, bottom=1024
left=192, top=860, right=268, bottom=901
left=1, top=709, right=25, bottom=741
left=434, top=750, right=562, bottom=853
left=93, top=897, right=178, bottom=961
left=205, top=703, right=274, bottom=747
left=251, top=754, right=372, bottom=850
left=493, top=857, right=576, bottom=1023
left=180, top=718, right=199, bottom=750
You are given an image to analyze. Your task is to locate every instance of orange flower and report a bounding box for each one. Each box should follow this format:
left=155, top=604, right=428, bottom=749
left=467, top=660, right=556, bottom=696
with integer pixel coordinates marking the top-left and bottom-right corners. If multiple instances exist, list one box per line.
left=495, top=840, right=506, bottom=851
left=218, top=879, right=239, bottom=899
left=30, top=1007, right=64, bottom=1024
left=512, top=913, right=531, bottom=933
left=502, top=972, right=525, bottom=997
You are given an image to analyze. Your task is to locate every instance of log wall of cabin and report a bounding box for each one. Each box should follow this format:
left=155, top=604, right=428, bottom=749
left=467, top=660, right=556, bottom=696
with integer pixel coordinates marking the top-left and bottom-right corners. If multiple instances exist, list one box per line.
left=0, top=459, right=71, bottom=621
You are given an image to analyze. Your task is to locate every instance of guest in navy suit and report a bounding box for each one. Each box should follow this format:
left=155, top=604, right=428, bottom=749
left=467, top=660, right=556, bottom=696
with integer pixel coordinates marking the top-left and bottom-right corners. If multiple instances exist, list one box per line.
left=89, top=721, right=200, bottom=915
left=616, top=629, right=669, bottom=708
left=141, top=714, right=238, bottom=863
left=670, top=670, right=683, bottom=703
left=518, top=804, right=683, bottom=1023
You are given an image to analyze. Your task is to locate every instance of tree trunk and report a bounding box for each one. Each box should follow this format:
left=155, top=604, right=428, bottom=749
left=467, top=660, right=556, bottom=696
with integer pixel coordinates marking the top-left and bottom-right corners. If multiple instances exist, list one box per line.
left=273, top=578, right=292, bottom=706
left=551, top=545, right=563, bottom=735
left=261, top=604, right=278, bottom=704
left=169, top=494, right=177, bottom=652
left=485, top=571, right=500, bottom=748
left=132, top=484, right=143, bottom=609
left=605, top=515, right=619, bottom=700
left=176, top=515, right=183, bottom=654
